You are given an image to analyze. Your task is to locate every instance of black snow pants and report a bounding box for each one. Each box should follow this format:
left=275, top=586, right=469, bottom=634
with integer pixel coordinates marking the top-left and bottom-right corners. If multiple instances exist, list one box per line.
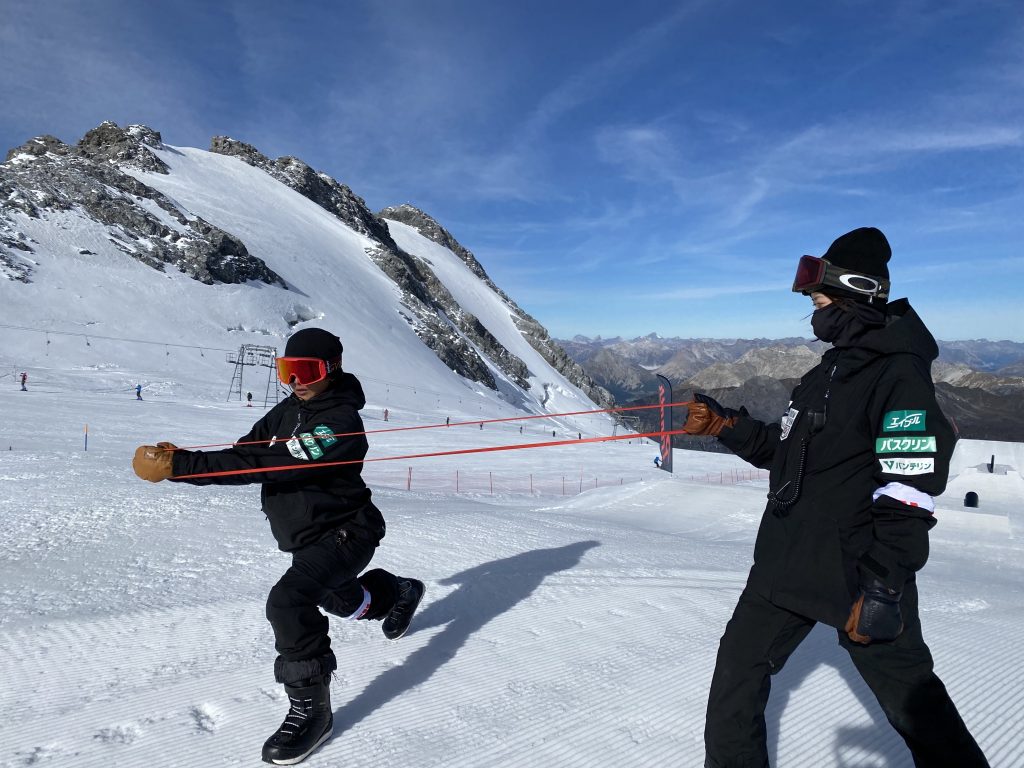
left=704, top=585, right=989, bottom=768
left=266, top=509, right=399, bottom=685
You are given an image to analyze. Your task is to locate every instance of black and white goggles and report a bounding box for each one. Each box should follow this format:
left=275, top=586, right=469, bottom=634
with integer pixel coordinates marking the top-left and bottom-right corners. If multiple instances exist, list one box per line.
left=792, top=255, right=889, bottom=301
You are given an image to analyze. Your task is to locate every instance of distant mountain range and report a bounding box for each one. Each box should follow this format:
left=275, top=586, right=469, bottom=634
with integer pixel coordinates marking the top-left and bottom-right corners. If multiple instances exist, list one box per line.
left=558, top=334, right=1024, bottom=442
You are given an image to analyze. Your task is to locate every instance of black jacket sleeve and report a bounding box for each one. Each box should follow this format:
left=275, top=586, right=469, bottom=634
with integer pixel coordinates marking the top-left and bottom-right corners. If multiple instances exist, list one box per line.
left=717, top=416, right=781, bottom=470
left=171, top=412, right=368, bottom=486
left=858, top=354, right=953, bottom=589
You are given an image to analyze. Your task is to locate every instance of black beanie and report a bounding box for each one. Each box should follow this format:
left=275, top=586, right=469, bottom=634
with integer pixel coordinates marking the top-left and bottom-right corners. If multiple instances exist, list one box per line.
left=284, top=328, right=343, bottom=361
left=823, top=227, right=891, bottom=280
left=821, top=227, right=891, bottom=304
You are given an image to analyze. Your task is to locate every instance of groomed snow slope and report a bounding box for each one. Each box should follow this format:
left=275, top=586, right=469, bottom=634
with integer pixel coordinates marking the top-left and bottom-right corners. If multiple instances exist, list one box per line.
left=0, top=384, right=1019, bottom=768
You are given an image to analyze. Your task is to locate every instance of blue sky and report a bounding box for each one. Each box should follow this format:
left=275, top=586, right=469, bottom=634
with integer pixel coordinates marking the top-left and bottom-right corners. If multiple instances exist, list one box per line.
left=2, top=0, right=1022, bottom=341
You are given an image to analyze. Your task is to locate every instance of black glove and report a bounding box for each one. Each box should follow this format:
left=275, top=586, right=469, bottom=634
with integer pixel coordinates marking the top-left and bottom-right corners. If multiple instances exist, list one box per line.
left=845, top=577, right=903, bottom=644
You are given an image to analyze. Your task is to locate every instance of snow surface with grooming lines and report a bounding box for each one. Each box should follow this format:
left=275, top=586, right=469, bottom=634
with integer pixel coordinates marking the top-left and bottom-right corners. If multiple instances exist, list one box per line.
left=0, top=386, right=1020, bottom=768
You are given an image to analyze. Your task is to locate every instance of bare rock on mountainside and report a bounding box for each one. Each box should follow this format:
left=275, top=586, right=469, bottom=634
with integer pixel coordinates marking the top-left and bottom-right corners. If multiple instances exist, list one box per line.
left=210, top=136, right=396, bottom=246
left=379, top=204, right=613, bottom=410
left=76, top=122, right=171, bottom=174
left=0, top=126, right=286, bottom=287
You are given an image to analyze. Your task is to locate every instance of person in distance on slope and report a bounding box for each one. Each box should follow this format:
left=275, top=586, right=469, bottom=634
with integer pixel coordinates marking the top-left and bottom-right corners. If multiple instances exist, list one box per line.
left=686, top=228, right=989, bottom=767
left=132, top=327, right=425, bottom=766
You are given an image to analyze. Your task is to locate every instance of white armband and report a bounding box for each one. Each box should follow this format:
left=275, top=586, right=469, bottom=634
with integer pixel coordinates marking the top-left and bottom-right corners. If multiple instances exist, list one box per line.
left=872, top=482, right=935, bottom=513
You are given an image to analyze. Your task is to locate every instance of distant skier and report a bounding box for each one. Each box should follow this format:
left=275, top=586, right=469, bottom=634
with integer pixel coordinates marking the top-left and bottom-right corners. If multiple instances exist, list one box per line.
left=383, top=407, right=389, bottom=422
left=688, top=228, right=989, bottom=767
left=135, top=384, right=143, bottom=400
left=132, top=328, right=425, bottom=765
left=653, top=455, right=660, bottom=468
left=20, top=372, right=27, bottom=391
left=247, top=391, right=253, bottom=407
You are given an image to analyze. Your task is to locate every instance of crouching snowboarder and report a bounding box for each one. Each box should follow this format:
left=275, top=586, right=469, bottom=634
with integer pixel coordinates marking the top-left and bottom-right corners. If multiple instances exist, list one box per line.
left=132, top=327, right=425, bottom=765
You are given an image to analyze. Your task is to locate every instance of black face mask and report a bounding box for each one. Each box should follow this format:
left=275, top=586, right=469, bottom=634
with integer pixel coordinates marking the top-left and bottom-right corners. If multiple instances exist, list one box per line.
left=811, top=304, right=854, bottom=343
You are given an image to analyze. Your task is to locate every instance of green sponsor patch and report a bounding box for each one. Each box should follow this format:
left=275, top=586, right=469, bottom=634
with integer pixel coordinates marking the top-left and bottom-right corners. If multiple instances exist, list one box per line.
left=299, top=432, right=324, bottom=460
left=882, top=410, right=926, bottom=432
left=313, top=424, right=337, bottom=447
left=875, top=436, right=937, bottom=454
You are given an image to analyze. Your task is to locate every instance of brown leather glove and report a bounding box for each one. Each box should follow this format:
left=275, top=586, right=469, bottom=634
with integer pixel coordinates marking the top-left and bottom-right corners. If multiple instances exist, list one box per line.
left=683, top=394, right=744, bottom=436
left=844, top=594, right=872, bottom=644
left=844, top=578, right=904, bottom=644
left=132, top=443, right=177, bottom=482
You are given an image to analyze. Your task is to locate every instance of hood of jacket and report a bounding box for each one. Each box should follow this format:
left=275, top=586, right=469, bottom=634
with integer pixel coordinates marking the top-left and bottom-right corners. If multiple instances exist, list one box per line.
left=824, top=298, right=938, bottom=377
left=850, top=299, right=939, bottom=362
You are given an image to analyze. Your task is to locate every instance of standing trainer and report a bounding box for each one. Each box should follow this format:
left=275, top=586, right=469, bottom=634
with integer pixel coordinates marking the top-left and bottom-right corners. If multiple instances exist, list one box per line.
left=687, top=228, right=988, bottom=767
left=133, top=327, right=425, bottom=765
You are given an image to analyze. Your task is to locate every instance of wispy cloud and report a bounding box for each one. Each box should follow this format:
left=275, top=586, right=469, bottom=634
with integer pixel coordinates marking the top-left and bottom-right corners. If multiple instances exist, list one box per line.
left=637, top=281, right=787, bottom=301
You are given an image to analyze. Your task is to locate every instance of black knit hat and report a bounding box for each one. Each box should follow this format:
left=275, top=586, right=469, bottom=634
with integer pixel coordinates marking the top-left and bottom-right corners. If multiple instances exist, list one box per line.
left=823, top=227, right=890, bottom=279
left=821, top=227, right=891, bottom=303
left=284, top=328, right=343, bottom=361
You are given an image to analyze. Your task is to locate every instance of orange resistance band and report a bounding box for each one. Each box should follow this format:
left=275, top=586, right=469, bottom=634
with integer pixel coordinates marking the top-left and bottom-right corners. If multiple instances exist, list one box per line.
left=176, top=400, right=696, bottom=451
left=172, top=428, right=694, bottom=481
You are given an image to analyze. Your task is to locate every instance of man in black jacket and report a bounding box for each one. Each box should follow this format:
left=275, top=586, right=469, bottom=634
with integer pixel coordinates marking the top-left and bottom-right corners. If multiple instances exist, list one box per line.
left=133, top=328, right=425, bottom=765
left=688, top=229, right=988, bottom=767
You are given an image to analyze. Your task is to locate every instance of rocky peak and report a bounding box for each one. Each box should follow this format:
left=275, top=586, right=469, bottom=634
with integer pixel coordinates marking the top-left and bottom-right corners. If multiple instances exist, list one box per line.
left=209, top=135, right=273, bottom=167
left=76, top=121, right=169, bottom=173
left=0, top=122, right=285, bottom=287
left=4, top=135, right=71, bottom=163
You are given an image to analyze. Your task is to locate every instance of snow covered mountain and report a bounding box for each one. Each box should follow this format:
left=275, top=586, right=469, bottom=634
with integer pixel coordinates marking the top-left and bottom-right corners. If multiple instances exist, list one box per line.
left=0, top=122, right=611, bottom=422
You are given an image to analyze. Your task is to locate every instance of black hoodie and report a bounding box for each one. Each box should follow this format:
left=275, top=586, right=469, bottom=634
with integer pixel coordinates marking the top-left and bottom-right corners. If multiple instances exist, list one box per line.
left=718, top=300, right=955, bottom=628
left=171, top=372, right=383, bottom=552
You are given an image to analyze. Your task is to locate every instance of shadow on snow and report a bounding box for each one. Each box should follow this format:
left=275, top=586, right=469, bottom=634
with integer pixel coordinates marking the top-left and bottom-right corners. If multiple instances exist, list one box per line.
left=767, top=623, right=910, bottom=767
left=331, top=540, right=601, bottom=736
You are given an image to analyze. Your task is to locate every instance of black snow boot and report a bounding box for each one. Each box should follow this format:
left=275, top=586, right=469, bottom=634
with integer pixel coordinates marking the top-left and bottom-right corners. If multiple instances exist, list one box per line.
left=382, top=577, right=425, bottom=640
left=262, top=676, right=333, bottom=765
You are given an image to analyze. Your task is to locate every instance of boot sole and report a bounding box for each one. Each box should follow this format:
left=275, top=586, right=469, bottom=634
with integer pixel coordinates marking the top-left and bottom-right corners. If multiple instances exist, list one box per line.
left=262, top=724, right=333, bottom=765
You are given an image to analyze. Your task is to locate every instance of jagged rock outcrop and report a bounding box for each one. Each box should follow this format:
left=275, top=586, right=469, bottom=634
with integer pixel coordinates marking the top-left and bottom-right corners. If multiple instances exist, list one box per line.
left=381, top=204, right=614, bottom=409
left=210, top=136, right=395, bottom=245
left=0, top=124, right=286, bottom=287
left=76, top=121, right=170, bottom=174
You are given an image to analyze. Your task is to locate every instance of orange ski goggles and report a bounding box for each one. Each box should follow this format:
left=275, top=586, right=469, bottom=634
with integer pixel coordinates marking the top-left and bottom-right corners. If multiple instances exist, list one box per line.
left=275, top=356, right=341, bottom=386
